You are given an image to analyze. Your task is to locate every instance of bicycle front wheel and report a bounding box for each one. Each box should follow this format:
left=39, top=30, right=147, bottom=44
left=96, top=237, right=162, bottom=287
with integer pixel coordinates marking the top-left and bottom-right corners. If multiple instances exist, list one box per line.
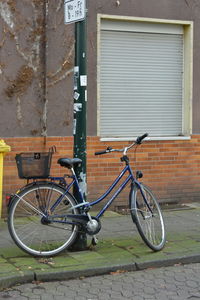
left=130, top=184, right=166, bottom=251
left=8, top=182, right=79, bottom=257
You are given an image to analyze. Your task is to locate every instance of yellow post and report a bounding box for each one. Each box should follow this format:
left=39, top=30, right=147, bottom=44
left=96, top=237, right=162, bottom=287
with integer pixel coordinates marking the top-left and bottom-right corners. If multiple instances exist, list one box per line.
left=0, top=140, right=11, bottom=218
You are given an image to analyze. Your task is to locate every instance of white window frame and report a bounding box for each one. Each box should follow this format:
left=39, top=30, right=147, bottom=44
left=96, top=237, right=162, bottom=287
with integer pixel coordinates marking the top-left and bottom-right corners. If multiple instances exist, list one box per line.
left=97, top=14, right=193, bottom=141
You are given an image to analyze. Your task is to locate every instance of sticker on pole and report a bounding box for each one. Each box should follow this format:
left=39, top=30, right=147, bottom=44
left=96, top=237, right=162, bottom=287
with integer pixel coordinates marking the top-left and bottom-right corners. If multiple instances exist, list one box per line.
left=64, top=0, right=86, bottom=24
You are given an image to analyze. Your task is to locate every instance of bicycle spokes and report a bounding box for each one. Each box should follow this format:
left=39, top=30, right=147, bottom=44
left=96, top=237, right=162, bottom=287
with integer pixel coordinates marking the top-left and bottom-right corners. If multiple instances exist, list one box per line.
left=131, top=185, right=166, bottom=251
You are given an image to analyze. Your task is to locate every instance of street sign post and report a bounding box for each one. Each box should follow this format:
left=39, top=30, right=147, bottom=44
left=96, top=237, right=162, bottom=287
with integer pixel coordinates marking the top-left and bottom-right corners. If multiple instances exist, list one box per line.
left=64, top=0, right=86, bottom=24
left=64, top=0, right=87, bottom=250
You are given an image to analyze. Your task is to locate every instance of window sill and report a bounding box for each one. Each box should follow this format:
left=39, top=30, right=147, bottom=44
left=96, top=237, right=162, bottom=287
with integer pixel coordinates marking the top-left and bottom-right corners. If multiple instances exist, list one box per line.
left=100, top=136, right=191, bottom=142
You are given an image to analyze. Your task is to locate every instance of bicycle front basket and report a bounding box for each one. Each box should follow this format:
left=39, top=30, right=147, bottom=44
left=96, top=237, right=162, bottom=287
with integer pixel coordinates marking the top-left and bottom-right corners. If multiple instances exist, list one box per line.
left=15, top=151, right=52, bottom=179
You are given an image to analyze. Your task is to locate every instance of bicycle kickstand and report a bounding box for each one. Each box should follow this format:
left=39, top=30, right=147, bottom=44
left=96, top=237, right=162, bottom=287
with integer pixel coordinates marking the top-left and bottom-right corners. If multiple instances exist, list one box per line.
left=91, top=235, right=98, bottom=246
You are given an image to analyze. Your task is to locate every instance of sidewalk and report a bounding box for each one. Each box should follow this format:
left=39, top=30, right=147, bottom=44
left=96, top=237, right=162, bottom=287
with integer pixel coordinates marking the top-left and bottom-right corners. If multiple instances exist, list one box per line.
left=1, top=205, right=200, bottom=290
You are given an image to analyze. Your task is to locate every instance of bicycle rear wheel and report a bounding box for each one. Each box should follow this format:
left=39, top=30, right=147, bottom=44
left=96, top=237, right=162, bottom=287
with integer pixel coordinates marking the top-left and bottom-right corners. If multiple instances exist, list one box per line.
left=8, top=182, right=79, bottom=257
left=130, top=184, right=166, bottom=251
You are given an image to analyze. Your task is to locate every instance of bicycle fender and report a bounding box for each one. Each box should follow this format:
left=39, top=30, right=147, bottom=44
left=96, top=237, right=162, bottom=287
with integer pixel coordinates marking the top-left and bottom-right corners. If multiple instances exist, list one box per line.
left=129, top=181, right=143, bottom=208
left=12, top=181, right=72, bottom=196
left=8, top=181, right=79, bottom=213
left=129, top=181, right=136, bottom=208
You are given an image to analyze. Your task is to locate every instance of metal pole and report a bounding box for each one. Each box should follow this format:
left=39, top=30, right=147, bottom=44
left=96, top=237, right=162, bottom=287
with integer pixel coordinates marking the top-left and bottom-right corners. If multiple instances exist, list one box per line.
left=73, top=18, right=87, bottom=202
left=72, top=10, right=87, bottom=250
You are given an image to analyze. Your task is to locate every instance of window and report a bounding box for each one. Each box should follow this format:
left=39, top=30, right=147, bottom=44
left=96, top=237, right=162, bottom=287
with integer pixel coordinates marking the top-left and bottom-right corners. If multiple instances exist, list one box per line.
left=97, top=16, right=193, bottom=139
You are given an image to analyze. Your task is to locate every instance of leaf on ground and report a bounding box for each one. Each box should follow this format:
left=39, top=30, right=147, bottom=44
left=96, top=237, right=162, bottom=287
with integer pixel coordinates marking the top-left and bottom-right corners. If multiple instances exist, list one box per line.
left=37, top=258, right=55, bottom=265
left=110, top=269, right=127, bottom=275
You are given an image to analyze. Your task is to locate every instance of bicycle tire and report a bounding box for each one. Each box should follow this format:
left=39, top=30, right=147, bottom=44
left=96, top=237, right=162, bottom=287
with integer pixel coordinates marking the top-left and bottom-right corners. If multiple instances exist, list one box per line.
left=8, top=182, right=79, bottom=257
left=130, top=184, right=166, bottom=251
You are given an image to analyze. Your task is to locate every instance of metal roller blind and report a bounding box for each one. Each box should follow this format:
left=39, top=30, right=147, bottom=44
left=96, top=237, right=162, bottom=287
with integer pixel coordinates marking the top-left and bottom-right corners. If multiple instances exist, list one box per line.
left=99, top=29, right=183, bottom=137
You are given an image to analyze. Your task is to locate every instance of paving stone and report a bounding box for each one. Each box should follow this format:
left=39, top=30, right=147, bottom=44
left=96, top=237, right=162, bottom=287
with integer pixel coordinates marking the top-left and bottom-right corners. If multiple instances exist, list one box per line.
left=1, top=263, right=200, bottom=299
left=1, top=209, right=200, bottom=297
left=0, top=263, right=18, bottom=273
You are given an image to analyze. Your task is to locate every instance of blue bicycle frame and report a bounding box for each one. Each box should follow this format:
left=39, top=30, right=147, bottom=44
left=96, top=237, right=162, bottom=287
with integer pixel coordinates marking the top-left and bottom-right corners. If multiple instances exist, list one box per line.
left=49, top=162, right=152, bottom=223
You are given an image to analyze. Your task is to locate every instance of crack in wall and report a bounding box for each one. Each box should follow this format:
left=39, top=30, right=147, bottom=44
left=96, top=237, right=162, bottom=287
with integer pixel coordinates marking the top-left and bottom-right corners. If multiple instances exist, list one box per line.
left=41, top=0, right=48, bottom=137
left=16, top=97, right=23, bottom=127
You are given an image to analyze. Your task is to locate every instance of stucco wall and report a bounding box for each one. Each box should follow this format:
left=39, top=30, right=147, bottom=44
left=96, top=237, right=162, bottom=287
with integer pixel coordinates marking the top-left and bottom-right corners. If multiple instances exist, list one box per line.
left=0, top=0, right=200, bottom=137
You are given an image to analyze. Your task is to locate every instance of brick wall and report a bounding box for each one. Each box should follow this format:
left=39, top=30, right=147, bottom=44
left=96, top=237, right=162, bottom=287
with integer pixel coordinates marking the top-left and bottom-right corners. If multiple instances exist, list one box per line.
left=2, top=135, right=200, bottom=215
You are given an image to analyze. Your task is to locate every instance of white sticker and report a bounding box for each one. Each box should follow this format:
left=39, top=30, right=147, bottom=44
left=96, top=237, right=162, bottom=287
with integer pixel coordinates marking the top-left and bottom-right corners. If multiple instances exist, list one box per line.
left=85, top=90, right=87, bottom=102
left=80, top=75, right=87, bottom=86
left=74, top=103, right=82, bottom=112
left=73, top=119, right=77, bottom=135
left=74, top=66, right=79, bottom=73
left=74, top=92, right=80, bottom=100
left=74, top=66, right=79, bottom=90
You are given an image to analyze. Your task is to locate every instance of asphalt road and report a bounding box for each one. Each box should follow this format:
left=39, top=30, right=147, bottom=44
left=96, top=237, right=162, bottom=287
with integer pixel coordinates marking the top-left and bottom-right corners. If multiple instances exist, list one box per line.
left=0, top=263, right=200, bottom=300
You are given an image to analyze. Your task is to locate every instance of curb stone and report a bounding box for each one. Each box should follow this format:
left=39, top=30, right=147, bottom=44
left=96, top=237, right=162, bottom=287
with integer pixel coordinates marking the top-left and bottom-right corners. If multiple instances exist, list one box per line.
left=135, top=254, right=200, bottom=270
left=1, top=254, right=200, bottom=290
left=35, top=263, right=137, bottom=282
left=0, top=272, right=34, bottom=290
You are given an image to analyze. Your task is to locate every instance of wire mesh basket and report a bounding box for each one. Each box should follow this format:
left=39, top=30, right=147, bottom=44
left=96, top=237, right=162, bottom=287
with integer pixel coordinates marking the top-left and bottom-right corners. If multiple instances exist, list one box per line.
left=15, top=147, right=55, bottom=179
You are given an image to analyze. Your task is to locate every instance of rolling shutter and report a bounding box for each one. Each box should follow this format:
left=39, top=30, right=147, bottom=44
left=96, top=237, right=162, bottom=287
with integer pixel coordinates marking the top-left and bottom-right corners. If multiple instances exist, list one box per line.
left=99, top=23, right=184, bottom=137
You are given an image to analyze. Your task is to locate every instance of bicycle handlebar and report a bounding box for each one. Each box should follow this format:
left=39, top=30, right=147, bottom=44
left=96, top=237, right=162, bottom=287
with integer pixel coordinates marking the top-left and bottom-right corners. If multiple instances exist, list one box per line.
left=135, top=133, right=148, bottom=145
left=95, top=133, right=149, bottom=155
left=95, top=147, right=114, bottom=156
left=95, top=149, right=110, bottom=156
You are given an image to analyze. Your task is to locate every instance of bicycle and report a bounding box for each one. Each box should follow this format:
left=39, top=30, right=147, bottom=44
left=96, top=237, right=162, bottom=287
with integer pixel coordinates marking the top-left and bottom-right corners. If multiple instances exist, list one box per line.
left=7, top=133, right=166, bottom=257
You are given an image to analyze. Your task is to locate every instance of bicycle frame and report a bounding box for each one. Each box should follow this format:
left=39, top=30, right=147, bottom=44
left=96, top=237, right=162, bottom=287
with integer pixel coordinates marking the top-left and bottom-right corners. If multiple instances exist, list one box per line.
left=86, top=164, right=133, bottom=218
left=49, top=161, right=151, bottom=221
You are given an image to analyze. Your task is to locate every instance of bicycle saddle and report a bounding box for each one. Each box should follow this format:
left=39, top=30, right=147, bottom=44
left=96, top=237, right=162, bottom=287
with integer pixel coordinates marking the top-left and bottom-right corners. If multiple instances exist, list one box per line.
left=57, top=158, right=82, bottom=169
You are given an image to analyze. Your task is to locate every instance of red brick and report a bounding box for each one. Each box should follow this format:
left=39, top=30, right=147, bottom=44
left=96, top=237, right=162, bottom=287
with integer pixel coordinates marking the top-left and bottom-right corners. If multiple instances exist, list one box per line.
left=1, top=135, right=200, bottom=215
